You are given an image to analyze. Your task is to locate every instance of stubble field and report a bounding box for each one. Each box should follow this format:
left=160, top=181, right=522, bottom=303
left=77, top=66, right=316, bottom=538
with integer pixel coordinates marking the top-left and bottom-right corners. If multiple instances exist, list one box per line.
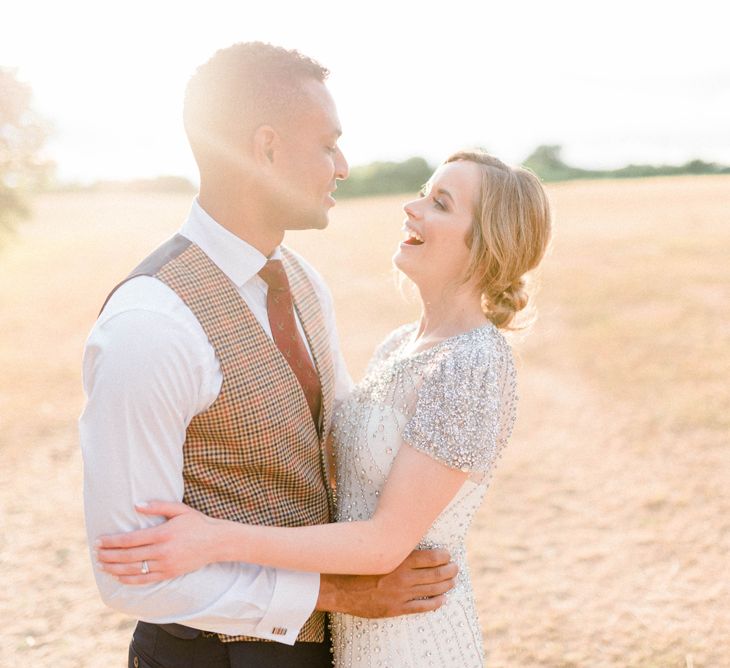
left=1, top=175, right=728, bottom=667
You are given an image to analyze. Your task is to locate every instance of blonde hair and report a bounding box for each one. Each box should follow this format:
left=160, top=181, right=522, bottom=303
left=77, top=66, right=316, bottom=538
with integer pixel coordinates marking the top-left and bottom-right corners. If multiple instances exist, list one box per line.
left=444, top=150, right=552, bottom=330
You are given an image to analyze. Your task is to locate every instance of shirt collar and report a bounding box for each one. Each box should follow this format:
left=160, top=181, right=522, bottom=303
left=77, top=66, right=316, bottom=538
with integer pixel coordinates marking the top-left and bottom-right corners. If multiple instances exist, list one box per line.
left=179, top=198, right=283, bottom=287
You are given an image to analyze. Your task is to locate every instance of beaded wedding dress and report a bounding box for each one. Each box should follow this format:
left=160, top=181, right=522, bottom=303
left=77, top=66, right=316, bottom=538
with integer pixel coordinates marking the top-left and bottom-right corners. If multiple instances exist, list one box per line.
left=330, top=321, right=517, bottom=668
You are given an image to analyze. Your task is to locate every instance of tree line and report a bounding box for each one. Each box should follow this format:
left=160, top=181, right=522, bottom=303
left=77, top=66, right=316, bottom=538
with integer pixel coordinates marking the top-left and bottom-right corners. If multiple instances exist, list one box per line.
left=521, top=145, right=730, bottom=183
left=334, top=146, right=730, bottom=199
left=51, top=148, right=730, bottom=199
left=3, top=67, right=729, bottom=237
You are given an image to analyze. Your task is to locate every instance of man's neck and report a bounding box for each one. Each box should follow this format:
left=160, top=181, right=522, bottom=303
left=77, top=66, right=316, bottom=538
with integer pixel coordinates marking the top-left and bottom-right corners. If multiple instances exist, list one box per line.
left=198, top=188, right=283, bottom=257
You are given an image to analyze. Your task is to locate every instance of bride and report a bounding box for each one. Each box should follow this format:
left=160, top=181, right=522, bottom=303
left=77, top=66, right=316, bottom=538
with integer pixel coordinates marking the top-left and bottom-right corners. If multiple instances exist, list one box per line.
left=97, top=149, right=552, bottom=667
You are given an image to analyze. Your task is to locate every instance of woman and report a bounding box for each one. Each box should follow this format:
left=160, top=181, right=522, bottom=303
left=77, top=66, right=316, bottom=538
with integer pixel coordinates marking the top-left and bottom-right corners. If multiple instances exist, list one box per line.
left=97, top=150, right=552, bottom=667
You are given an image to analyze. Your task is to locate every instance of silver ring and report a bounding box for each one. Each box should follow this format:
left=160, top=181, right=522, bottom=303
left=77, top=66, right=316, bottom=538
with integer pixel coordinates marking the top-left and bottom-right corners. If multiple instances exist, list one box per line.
left=141, top=560, right=150, bottom=575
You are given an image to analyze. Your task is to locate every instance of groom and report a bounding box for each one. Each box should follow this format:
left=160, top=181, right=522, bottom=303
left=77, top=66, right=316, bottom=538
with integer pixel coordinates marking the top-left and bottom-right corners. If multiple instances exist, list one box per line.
left=80, top=42, right=456, bottom=667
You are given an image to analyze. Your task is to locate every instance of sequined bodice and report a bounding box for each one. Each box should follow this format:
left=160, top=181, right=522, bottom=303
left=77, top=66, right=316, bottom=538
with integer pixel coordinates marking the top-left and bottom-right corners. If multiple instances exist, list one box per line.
left=330, top=322, right=517, bottom=668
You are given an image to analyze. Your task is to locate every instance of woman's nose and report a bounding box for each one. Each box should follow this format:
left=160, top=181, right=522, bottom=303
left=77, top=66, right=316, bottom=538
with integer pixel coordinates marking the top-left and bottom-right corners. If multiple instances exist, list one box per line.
left=403, top=200, right=419, bottom=218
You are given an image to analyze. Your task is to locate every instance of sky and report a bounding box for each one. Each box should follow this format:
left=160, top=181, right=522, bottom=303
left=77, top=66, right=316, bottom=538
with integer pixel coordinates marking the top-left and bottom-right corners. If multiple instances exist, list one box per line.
left=2, top=0, right=728, bottom=183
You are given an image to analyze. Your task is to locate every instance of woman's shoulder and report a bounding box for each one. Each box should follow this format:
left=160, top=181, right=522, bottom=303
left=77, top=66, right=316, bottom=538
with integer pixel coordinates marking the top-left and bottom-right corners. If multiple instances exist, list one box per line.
left=374, top=321, right=418, bottom=357
left=433, top=322, right=513, bottom=374
left=361, top=322, right=417, bottom=377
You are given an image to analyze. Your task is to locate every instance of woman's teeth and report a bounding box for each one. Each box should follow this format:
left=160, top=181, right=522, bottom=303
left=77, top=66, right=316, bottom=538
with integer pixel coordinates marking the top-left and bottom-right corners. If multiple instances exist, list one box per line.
left=404, top=229, right=424, bottom=245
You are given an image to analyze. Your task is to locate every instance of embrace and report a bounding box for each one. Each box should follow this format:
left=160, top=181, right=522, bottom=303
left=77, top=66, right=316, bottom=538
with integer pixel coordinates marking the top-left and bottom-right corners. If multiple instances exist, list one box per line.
left=81, top=42, right=551, bottom=667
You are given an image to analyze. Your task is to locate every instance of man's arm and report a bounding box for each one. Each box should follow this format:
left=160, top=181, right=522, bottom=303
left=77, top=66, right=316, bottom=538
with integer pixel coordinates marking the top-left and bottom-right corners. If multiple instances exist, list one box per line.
left=80, top=280, right=319, bottom=645
left=317, top=549, right=458, bottom=617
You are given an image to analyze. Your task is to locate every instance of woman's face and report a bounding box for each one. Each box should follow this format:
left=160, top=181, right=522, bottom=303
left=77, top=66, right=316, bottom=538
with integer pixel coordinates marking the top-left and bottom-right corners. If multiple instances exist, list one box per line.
left=393, top=160, right=481, bottom=292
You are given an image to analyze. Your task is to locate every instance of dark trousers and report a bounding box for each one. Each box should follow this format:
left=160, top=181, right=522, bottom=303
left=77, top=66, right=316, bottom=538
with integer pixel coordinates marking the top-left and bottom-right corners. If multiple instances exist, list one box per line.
left=128, top=621, right=332, bottom=668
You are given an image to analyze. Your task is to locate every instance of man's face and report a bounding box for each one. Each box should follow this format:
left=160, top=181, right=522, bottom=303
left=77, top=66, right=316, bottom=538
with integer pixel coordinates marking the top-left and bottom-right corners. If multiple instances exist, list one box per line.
left=271, top=80, right=349, bottom=230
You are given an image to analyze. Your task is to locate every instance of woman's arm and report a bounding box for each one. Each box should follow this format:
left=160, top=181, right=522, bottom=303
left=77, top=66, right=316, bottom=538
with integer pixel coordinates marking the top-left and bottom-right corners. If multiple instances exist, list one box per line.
left=96, top=444, right=468, bottom=581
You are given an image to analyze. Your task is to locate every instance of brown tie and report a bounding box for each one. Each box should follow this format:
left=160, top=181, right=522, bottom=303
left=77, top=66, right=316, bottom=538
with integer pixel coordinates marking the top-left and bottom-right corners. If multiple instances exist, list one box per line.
left=259, top=259, right=322, bottom=429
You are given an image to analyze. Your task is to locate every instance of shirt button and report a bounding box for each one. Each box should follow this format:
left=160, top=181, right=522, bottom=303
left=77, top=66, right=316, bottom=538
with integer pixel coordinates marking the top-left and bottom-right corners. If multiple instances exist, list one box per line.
left=133, top=657, right=139, bottom=668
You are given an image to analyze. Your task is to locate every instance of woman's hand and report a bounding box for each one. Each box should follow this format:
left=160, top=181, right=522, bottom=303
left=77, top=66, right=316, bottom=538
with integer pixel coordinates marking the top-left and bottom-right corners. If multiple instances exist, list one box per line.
left=95, top=501, right=222, bottom=585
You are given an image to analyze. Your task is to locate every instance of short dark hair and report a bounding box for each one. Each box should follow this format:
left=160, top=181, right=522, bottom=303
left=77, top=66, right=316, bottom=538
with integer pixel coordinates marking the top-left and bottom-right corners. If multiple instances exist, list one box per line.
left=183, top=42, right=329, bottom=162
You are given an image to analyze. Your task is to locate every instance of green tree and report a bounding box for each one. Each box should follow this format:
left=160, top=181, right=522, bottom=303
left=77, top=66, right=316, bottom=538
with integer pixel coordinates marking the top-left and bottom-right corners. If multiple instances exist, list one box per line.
left=0, top=68, right=51, bottom=234
left=336, top=157, right=434, bottom=198
left=523, top=145, right=595, bottom=181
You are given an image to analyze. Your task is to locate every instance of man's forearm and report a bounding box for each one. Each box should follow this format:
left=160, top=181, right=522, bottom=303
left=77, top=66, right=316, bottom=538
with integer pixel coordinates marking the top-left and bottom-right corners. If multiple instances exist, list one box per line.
left=316, top=573, right=351, bottom=614
left=316, top=573, right=397, bottom=617
left=315, top=549, right=458, bottom=618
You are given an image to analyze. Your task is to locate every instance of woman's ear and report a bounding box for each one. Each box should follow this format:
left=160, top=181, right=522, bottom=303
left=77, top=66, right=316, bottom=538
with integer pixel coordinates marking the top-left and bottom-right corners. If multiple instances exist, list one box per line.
left=252, top=124, right=279, bottom=166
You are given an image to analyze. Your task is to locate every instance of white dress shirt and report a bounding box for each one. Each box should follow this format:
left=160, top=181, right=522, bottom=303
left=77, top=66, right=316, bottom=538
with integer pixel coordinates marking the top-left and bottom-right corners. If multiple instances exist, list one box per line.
left=80, top=199, right=352, bottom=645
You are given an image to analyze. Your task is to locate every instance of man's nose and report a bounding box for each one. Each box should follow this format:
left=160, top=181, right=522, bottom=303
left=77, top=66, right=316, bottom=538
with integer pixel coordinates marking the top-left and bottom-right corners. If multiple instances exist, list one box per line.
left=335, top=147, right=349, bottom=181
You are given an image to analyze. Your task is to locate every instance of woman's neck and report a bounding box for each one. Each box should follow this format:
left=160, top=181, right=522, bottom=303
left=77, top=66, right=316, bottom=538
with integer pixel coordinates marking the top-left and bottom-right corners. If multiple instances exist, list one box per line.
left=411, top=282, right=486, bottom=349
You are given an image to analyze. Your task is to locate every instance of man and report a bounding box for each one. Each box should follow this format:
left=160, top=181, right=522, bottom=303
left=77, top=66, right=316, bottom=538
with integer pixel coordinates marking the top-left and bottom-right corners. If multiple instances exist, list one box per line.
left=80, top=42, right=456, bottom=668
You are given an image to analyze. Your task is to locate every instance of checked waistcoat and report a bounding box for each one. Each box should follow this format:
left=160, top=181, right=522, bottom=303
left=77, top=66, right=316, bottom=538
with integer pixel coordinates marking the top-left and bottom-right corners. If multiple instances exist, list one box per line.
left=101, top=235, right=336, bottom=643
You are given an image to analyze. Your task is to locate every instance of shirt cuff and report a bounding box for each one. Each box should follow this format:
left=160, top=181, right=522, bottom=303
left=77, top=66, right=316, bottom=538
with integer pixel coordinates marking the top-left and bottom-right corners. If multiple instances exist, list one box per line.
left=253, top=569, right=320, bottom=645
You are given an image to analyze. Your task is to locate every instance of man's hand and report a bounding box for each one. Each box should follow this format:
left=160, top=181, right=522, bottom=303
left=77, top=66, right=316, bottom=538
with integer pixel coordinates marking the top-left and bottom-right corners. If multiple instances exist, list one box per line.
left=316, top=549, right=457, bottom=618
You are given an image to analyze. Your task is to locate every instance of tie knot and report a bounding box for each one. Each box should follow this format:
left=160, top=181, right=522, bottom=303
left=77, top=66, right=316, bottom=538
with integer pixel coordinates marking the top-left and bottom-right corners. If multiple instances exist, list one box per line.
left=258, top=259, right=290, bottom=291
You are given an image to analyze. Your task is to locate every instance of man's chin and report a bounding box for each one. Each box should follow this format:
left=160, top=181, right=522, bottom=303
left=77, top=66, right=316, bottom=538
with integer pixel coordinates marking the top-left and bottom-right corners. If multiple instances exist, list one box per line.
left=311, top=215, right=330, bottom=230
left=286, top=211, right=329, bottom=232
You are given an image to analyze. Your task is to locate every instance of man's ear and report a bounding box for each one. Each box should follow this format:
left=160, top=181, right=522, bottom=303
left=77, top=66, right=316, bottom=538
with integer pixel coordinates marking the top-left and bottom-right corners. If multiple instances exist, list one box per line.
left=252, top=125, right=279, bottom=166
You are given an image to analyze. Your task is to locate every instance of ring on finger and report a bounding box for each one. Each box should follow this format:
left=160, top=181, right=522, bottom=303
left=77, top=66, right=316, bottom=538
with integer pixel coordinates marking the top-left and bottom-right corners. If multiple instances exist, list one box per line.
left=141, top=560, right=150, bottom=575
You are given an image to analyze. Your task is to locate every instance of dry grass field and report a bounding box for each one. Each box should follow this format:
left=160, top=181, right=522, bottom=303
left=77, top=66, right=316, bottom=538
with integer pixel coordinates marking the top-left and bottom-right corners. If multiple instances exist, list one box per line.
left=1, top=175, right=728, bottom=667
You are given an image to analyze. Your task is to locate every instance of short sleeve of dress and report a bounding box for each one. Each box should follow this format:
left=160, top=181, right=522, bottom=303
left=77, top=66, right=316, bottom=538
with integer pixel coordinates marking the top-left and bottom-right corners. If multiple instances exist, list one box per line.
left=402, top=331, right=517, bottom=475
